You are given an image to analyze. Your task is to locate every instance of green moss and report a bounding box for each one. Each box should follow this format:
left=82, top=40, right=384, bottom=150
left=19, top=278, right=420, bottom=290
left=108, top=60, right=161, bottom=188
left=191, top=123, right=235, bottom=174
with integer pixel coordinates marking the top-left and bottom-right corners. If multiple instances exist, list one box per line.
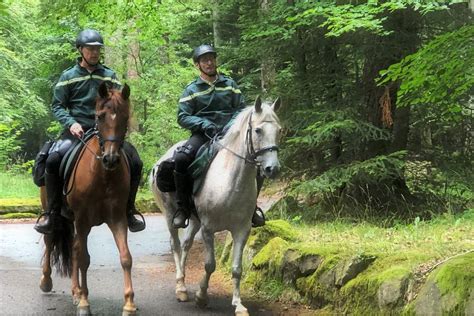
left=248, top=219, right=299, bottom=252
left=434, top=252, right=474, bottom=301
left=252, top=237, right=289, bottom=272
left=0, top=198, right=40, bottom=207
left=0, top=212, right=37, bottom=219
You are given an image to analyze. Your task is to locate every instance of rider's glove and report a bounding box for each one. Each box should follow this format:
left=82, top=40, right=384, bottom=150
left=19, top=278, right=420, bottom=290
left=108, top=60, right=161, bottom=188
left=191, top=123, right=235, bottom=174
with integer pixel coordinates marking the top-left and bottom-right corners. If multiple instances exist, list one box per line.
left=205, top=125, right=218, bottom=138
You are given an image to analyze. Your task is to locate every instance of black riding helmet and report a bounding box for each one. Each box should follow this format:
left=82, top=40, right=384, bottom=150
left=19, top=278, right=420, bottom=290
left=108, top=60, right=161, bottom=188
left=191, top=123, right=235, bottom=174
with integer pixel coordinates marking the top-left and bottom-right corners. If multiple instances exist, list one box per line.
left=75, top=29, right=104, bottom=48
left=192, top=44, right=217, bottom=63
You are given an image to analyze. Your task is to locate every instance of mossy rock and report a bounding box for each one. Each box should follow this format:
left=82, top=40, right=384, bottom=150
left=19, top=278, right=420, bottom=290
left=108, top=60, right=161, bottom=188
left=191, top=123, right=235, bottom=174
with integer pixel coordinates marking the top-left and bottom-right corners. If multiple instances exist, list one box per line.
left=136, top=197, right=160, bottom=213
left=406, top=251, right=474, bottom=315
left=0, top=198, right=41, bottom=215
left=247, top=219, right=299, bottom=254
left=252, top=237, right=289, bottom=272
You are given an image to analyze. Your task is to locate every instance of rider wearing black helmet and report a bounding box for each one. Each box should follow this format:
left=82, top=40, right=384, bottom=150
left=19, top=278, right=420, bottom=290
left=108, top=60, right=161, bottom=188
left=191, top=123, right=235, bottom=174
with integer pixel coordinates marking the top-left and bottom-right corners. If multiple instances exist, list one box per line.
left=34, top=29, right=146, bottom=234
left=172, top=44, right=266, bottom=229
left=75, top=29, right=104, bottom=67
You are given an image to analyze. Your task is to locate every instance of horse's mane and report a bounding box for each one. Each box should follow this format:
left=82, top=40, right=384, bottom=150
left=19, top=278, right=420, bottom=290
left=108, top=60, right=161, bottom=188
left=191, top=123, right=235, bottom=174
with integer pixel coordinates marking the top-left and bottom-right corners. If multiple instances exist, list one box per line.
left=220, top=102, right=279, bottom=148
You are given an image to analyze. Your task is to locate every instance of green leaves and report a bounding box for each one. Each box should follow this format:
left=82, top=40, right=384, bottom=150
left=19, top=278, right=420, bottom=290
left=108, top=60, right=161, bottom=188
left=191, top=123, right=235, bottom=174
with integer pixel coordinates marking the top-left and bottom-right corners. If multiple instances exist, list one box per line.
left=379, top=25, right=474, bottom=117
left=293, top=151, right=407, bottom=194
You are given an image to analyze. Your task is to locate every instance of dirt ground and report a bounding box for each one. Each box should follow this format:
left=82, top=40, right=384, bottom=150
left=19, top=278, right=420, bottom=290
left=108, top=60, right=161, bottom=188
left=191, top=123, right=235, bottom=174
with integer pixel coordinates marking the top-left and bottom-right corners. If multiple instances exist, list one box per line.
left=180, top=232, right=316, bottom=316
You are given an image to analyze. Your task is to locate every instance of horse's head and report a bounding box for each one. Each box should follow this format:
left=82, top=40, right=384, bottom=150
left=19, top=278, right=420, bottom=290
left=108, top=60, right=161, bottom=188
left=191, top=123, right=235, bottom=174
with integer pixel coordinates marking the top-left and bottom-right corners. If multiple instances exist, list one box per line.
left=248, top=96, right=282, bottom=179
left=95, top=82, right=130, bottom=170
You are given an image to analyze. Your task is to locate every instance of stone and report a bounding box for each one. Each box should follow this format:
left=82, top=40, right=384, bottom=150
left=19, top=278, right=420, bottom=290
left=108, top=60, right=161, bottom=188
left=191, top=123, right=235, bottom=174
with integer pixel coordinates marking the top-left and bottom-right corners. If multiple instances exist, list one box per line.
left=377, top=275, right=410, bottom=308
left=334, top=255, right=376, bottom=287
left=281, top=249, right=322, bottom=285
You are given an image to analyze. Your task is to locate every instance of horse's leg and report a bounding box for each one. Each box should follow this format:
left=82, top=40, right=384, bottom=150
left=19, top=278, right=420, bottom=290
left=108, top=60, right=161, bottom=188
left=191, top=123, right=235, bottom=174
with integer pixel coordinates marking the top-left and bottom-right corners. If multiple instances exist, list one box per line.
left=175, top=217, right=200, bottom=302
left=230, top=228, right=251, bottom=316
left=168, top=224, right=186, bottom=301
left=73, top=225, right=92, bottom=315
left=71, top=233, right=80, bottom=305
left=39, top=234, right=53, bottom=292
left=109, top=221, right=137, bottom=315
left=195, top=227, right=215, bottom=308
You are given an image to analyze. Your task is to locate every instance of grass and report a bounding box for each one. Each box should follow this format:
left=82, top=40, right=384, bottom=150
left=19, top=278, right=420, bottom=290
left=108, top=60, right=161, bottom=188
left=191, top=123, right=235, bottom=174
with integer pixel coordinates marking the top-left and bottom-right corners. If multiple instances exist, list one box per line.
left=293, top=208, right=474, bottom=263
left=0, top=172, right=39, bottom=199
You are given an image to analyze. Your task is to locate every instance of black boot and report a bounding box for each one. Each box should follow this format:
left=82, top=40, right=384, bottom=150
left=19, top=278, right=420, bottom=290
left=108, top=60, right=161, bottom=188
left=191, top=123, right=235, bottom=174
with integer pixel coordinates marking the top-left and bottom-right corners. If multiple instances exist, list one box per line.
left=252, top=173, right=266, bottom=227
left=173, top=171, right=192, bottom=228
left=34, top=172, right=62, bottom=234
left=126, top=176, right=146, bottom=232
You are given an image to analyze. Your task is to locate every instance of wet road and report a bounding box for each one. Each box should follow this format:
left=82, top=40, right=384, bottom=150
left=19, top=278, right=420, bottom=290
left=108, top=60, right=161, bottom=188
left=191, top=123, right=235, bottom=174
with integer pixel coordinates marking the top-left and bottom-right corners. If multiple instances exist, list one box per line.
left=0, top=215, right=275, bottom=315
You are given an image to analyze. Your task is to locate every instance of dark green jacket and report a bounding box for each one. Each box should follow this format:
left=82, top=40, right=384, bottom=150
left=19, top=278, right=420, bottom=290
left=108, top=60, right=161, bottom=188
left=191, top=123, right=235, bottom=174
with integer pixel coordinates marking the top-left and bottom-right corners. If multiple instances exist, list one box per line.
left=51, top=59, right=121, bottom=131
left=177, top=74, right=246, bottom=133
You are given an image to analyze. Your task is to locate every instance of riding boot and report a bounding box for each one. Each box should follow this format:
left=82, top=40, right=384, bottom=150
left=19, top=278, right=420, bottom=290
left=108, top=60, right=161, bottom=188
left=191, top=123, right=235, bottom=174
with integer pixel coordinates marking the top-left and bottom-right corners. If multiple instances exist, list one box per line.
left=173, top=171, right=192, bottom=228
left=252, top=173, right=266, bottom=227
left=34, top=172, right=62, bottom=234
left=126, top=176, right=146, bottom=232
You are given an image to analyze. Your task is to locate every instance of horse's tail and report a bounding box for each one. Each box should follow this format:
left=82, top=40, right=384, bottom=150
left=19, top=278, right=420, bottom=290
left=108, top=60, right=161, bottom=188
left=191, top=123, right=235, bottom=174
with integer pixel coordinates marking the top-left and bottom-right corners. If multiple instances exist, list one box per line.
left=43, top=216, right=74, bottom=277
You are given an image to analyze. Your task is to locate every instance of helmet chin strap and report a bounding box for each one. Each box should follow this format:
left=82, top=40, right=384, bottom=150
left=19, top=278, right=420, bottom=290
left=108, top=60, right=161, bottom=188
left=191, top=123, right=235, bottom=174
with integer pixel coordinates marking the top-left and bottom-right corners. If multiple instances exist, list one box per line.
left=198, top=65, right=217, bottom=78
left=79, top=48, right=99, bottom=67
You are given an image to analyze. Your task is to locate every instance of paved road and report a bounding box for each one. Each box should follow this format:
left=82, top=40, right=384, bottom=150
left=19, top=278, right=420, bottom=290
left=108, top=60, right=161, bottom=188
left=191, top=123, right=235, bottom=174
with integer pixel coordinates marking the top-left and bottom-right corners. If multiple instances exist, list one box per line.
left=0, top=215, right=276, bottom=315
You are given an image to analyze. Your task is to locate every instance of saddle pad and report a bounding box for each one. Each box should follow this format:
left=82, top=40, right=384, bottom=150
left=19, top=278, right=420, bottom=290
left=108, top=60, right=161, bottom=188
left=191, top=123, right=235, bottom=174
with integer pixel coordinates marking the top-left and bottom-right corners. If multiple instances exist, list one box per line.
left=188, top=141, right=219, bottom=194
left=59, top=130, right=97, bottom=193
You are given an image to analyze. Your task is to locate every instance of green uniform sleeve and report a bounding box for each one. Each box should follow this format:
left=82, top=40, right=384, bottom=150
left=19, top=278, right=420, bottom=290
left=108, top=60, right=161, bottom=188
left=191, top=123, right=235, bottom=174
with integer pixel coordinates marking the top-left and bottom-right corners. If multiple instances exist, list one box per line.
left=177, top=89, right=214, bottom=133
left=51, top=74, right=77, bottom=129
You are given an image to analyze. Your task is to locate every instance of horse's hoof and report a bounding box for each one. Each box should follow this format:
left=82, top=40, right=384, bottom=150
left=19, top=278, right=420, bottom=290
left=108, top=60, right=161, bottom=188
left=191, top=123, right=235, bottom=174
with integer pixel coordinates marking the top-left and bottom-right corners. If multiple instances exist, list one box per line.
left=76, top=305, right=91, bottom=316
left=176, top=290, right=188, bottom=302
left=39, top=276, right=53, bottom=293
left=122, top=304, right=137, bottom=316
left=195, top=291, right=209, bottom=308
left=72, top=295, right=80, bottom=306
left=235, top=304, right=249, bottom=316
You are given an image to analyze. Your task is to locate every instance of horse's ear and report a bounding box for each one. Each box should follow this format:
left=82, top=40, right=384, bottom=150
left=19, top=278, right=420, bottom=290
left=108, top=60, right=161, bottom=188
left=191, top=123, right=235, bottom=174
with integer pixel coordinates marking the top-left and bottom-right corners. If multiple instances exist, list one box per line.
left=121, top=84, right=130, bottom=101
left=271, top=97, right=281, bottom=112
left=254, top=95, right=262, bottom=113
left=98, top=82, right=109, bottom=99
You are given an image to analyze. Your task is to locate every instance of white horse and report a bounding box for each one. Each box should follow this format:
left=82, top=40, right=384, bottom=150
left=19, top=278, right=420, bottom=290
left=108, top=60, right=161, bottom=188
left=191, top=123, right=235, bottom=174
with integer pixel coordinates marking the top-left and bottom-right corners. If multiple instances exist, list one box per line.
left=150, top=96, right=281, bottom=315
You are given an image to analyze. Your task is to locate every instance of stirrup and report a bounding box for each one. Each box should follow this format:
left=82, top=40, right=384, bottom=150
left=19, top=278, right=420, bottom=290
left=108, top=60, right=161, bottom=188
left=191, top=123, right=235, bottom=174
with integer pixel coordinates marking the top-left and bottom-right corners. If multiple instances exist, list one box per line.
left=130, top=209, right=146, bottom=225
left=35, top=212, right=49, bottom=224
left=127, top=209, right=146, bottom=232
left=252, top=206, right=266, bottom=228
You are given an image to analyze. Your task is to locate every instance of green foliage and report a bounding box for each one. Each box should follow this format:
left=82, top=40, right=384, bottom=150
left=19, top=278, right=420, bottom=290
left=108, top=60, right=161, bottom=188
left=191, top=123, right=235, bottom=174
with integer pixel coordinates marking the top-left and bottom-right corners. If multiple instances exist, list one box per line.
left=1, top=0, right=472, bottom=220
left=0, top=171, right=38, bottom=199
left=379, top=25, right=474, bottom=116
left=294, top=151, right=407, bottom=195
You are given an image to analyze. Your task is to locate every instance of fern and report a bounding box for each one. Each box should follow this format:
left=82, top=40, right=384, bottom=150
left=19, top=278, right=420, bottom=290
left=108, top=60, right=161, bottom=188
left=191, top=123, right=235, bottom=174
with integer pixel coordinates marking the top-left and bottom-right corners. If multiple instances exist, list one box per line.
left=292, top=151, right=407, bottom=195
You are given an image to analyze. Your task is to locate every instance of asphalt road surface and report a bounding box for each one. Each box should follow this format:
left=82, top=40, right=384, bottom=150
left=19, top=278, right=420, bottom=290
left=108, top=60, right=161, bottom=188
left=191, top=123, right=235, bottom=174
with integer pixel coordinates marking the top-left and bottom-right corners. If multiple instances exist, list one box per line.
left=0, top=215, right=282, bottom=316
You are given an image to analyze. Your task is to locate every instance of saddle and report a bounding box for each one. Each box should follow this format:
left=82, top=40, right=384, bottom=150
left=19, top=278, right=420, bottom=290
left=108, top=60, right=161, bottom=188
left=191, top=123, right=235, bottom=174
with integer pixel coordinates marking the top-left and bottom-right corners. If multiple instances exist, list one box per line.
left=154, top=140, right=219, bottom=195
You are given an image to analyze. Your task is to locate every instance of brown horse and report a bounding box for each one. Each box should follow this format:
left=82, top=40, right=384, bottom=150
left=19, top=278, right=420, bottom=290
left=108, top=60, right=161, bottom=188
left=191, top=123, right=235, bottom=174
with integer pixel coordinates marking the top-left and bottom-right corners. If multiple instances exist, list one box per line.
left=39, top=82, right=137, bottom=315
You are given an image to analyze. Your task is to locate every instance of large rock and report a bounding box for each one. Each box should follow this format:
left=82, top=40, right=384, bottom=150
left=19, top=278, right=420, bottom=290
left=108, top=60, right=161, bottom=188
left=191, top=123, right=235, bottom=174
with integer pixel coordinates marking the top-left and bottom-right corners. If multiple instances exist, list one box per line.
left=410, top=252, right=474, bottom=315
left=281, top=249, right=322, bottom=285
left=334, top=254, right=376, bottom=287
left=377, top=274, right=411, bottom=308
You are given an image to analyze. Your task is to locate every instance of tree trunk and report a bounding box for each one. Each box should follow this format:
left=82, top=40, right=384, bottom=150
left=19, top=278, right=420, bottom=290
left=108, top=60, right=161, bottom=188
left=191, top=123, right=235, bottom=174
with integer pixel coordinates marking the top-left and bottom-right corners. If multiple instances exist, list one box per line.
left=260, top=0, right=275, bottom=92
left=212, top=1, right=223, bottom=47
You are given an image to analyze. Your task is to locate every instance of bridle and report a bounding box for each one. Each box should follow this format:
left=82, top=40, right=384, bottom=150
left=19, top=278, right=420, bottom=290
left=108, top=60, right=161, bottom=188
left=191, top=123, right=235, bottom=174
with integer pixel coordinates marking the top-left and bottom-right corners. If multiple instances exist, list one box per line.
left=76, top=103, right=126, bottom=160
left=245, top=111, right=279, bottom=163
left=214, top=110, right=279, bottom=165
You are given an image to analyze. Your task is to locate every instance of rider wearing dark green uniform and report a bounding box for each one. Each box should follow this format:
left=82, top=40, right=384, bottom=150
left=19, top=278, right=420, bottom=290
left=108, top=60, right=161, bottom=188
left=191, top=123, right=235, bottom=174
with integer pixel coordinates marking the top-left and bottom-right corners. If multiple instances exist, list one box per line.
left=34, top=29, right=145, bottom=234
left=172, top=44, right=266, bottom=228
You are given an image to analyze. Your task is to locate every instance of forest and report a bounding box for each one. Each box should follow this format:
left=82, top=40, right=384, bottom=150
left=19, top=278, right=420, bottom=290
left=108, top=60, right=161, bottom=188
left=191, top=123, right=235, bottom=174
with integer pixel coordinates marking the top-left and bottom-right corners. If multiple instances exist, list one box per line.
left=1, top=0, right=472, bottom=222
left=1, top=0, right=473, bottom=314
